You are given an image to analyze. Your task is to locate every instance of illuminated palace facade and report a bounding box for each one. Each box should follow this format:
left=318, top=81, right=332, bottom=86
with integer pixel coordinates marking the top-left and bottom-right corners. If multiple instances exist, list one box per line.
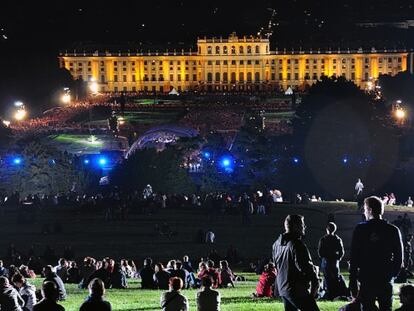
left=59, top=33, right=412, bottom=93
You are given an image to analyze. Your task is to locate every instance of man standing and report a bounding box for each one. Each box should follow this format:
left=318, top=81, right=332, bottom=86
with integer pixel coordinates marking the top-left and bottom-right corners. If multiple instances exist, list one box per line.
left=318, top=222, right=347, bottom=299
left=349, top=196, right=404, bottom=311
left=272, top=214, right=320, bottom=311
left=355, top=178, right=364, bottom=196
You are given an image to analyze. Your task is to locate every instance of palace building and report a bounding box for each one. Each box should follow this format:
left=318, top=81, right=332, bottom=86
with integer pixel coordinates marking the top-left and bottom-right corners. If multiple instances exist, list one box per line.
left=59, top=33, right=413, bottom=93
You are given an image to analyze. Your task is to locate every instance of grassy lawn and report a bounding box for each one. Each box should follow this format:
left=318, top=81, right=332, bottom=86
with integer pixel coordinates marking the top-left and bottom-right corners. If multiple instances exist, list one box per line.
left=28, top=274, right=407, bottom=311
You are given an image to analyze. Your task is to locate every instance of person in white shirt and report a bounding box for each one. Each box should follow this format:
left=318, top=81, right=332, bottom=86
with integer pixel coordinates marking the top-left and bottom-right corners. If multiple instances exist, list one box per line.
left=355, top=178, right=364, bottom=196
left=205, top=230, right=215, bottom=244
left=160, top=277, right=189, bottom=311
left=196, top=276, right=221, bottom=311
left=406, top=196, right=413, bottom=207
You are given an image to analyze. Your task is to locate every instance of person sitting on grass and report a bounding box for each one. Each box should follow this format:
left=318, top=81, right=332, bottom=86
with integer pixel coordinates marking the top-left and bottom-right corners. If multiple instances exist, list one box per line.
left=33, top=281, right=65, bottom=311
left=196, top=276, right=221, bottom=311
left=253, top=262, right=277, bottom=298
left=219, top=260, right=235, bottom=288
left=12, top=273, right=37, bottom=311
left=160, top=277, right=189, bottom=311
left=206, top=260, right=221, bottom=289
left=80, top=278, right=112, bottom=311
left=42, top=266, right=66, bottom=301
left=154, top=263, right=170, bottom=290
left=396, top=284, right=414, bottom=311
left=139, top=258, right=155, bottom=289
left=0, top=276, right=24, bottom=311
left=110, top=262, right=127, bottom=289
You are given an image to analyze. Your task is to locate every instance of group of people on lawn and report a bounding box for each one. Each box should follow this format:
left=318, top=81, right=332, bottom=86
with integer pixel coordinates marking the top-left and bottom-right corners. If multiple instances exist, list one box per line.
left=1, top=195, right=414, bottom=311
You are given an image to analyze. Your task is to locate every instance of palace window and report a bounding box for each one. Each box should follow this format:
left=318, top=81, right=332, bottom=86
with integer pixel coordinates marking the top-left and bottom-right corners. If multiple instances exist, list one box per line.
left=231, top=60, right=236, bottom=65
left=159, top=74, right=164, bottom=81
left=223, top=60, right=228, bottom=65
left=216, top=60, right=220, bottom=65
left=239, top=46, right=244, bottom=54
left=170, top=74, right=174, bottom=81
left=177, top=74, right=181, bottom=81
left=255, top=72, right=260, bottom=82
left=123, top=75, right=127, bottom=82
left=215, top=72, right=220, bottom=82
left=223, top=72, right=228, bottom=82
left=255, top=60, right=260, bottom=65
left=193, top=74, right=197, bottom=81
left=114, top=75, right=118, bottom=82
left=132, top=75, right=136, bottom=82
left=207, top=46, right=212, bottom=54
left=215, top=46, right=220, bottom=54
left=247, top=46, right=252, bottom=54
left=231, top=46, right=236, bottom=54
left=239, top=72, right=244, bottom=81
left=223, top=46, right=228, bottom=54
left=255, top=46, right=260, bottom=54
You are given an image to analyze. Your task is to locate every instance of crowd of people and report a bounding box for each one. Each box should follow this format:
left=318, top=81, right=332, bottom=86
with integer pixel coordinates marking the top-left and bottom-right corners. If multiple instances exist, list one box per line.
left=0, top=195, right=413, bottom=310
left=0, top=251, right=239, bottom=311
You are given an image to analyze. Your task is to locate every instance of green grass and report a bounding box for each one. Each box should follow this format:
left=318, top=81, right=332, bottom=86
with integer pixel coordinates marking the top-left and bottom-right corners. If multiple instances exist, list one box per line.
left=28, top=274, right=407, bottom=311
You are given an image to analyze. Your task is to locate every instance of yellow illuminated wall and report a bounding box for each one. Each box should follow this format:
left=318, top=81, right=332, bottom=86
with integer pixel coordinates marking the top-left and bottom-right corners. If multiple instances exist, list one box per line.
left=59, top=35, right=410, bottom=92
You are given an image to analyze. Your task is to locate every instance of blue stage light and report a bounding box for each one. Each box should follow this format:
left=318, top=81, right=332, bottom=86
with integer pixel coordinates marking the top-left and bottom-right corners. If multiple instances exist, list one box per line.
left=203, top=151, right=211, bottom=159
left=343, top=157, right=348, bottom=164
left=12, top=157, right=22, bottom=165
left=83, top=159, right=90, bottom=165
left=98, top=157, right=108, bottom=166
left=218, top=155, right=234, bottom=172
left=293, top=157, right=299, bottom=164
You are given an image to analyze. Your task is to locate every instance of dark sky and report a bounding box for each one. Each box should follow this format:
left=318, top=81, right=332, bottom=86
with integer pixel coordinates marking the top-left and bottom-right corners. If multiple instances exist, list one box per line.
left=0, top=0, right=413, bottom=113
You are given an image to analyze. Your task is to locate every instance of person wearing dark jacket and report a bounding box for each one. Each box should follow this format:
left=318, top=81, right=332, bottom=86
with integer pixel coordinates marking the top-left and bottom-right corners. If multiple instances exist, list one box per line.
left=272, top=214, right=320, bottom=311
left=80, top=278, right=112, bottom=311
left=33, top=281, right=65, bottom=311
left=43, top=266, right=66, bottom=301
left=154, top=263, right=170, bottom=290
left=87, top=262, right=111, bottom=289
left=0, top=276, right=25, bottom=311
left=110, top=263, right=127, bottom=289
left=349, top=196, right=404, bottom=311
left=139, top=258, right=155, bottom=289
left=318, top=222, right=347, bottom=299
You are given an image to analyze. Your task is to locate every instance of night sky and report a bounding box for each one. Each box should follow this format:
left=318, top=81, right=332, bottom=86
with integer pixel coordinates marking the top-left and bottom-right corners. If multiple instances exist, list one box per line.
left=1, top=0, right=414, bottom=113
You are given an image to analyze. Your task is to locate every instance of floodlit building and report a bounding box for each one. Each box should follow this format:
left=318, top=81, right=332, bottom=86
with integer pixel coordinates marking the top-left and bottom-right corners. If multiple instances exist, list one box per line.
left=59, top=32, right=413, bottom=93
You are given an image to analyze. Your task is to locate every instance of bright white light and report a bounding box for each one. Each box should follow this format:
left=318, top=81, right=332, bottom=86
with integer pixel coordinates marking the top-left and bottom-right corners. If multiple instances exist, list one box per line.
left=395, top=109, right=406, bottom=119
left=89, top=81, right=99, bottom=93
left=61, top=94, right=71, bottom=104
left=14, top=101, right=24, bottom=107
left=14, top=109, right=27, bottom=121
left=2, top=120, right=10, bottom=127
